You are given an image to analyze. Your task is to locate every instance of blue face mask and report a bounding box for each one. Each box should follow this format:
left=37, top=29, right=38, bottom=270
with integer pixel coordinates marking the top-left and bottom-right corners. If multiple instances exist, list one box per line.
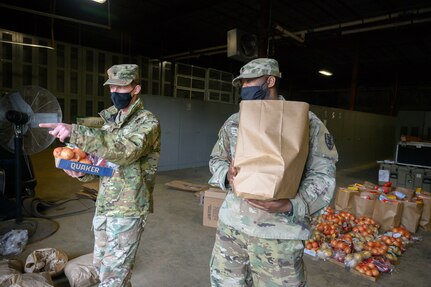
left=111, top=88, right=134, bottom=109
left=240, top=82, right=268, bottom=100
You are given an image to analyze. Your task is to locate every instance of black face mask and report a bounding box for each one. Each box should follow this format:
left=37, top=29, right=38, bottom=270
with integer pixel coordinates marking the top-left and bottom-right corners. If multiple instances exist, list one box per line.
left=240, top=81, right=268, bottom=100
left=111, top=88, right=134, bottom=109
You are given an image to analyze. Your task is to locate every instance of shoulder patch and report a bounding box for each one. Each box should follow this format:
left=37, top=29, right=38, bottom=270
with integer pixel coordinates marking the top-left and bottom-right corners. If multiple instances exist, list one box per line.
left=324, top=133, right=334, bottom=150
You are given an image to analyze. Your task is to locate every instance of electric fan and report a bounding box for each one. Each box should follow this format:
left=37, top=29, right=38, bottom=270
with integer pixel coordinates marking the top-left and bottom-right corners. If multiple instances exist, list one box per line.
left=0, top=86, right=62, bottom=242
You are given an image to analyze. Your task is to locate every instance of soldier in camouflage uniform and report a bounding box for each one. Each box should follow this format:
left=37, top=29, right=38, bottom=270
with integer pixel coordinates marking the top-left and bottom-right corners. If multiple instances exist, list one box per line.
left=40, top=64, right=161, bottom=287
left=208, top=58, right=338, bottom=287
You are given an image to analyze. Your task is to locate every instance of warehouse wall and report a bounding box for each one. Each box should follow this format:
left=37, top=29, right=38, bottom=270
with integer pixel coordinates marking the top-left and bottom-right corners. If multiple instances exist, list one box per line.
left=143, top=95, right=397, bottom=171
left=143, top=94, right=238, bottom=171
left=310, top=106, right=396, bottom=169
left=395, top=111, right=431, bottom=141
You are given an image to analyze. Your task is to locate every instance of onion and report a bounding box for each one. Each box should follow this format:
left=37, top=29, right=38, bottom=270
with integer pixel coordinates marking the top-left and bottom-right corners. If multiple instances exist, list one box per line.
left=60, top=148, right=74, bottom=160
left=53, top=147, right=63, bottom=158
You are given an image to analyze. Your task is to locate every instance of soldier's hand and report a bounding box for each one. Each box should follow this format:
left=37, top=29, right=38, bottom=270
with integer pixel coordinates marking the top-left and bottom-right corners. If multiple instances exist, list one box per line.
left=64, top=169, right=85, bottom=178
left=39, top=123, right=72, bottom=143
left=226, top=160, right=238, bottom=187
left=246, top=198, right=292, bottom=213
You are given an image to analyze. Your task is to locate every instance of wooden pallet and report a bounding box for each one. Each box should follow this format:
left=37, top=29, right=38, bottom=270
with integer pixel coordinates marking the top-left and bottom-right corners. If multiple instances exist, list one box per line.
left=327, top=257, right=379, bottom=282
left=305, top=251, right=379, bottom=282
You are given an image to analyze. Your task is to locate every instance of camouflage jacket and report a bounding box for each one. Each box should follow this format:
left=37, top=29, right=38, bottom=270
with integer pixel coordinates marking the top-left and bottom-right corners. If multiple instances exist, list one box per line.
left=70, top=97, right=161, bottom=218
left=208, top=98, right=338, bottom=240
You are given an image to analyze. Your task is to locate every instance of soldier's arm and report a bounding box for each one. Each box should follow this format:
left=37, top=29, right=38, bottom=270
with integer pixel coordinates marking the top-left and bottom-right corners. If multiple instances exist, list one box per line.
left=70, top=114, right=160, bottom=166
left=290, top=113, right=339, bottom=218
left=208, top=124, right=232, bottom=191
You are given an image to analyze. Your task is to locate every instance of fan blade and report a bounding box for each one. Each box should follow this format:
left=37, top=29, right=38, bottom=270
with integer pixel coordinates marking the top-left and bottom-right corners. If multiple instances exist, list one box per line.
left=0, top=86, right=62, bottom=155
left=9, top=91, right=34, bottom=116
left=31, top=113, right=60, bottom=128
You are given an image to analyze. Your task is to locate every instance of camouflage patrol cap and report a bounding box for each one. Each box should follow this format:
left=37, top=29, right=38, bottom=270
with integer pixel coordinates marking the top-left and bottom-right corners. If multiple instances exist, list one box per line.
left=232, top=58, right=281, bottom=87
left=103, top=64, right=140, bottom=86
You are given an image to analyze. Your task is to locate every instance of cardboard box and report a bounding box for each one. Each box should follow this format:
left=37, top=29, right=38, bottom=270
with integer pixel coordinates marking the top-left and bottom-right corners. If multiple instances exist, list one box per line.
left=55, top=158, right=114, bottom=177
left=203, top=188, right=226, bottom=228
left=165, top=180, right=208, bottom=192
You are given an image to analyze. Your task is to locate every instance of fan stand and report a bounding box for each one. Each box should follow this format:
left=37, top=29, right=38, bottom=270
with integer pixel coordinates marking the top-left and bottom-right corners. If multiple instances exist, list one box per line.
left=0, top=123, right=59, bottom=244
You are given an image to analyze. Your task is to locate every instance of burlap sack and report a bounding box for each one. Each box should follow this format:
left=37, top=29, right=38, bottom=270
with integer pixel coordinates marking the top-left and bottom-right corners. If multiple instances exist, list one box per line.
left=233, top=100, right=309, bottom=200
left=400, top=199, right=424, bottom=233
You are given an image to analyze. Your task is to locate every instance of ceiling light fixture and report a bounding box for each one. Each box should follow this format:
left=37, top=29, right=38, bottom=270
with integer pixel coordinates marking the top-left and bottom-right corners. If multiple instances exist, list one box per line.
left=318, top=69, right=333, bottom=76
left=91, top=0, right=107, bottom=3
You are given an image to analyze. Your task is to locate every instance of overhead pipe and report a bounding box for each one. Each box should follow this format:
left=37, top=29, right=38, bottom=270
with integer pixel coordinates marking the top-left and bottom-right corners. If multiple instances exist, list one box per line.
left=277, top=7, right=431, bottom=39
left=274, top=24, right=305, bottom=43
left=341, top=17, right=431, bottom=35
left=161, top=45, right=227, bottom=60
left=166, top=49, right=227, bottom=61
left=0, top=40, right=54, bottom=49
left=0, top=2, right=111, bottom=30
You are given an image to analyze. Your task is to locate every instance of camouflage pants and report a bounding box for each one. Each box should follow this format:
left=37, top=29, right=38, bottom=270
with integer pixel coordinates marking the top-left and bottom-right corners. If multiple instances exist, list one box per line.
left=93, top=215, right=146, bottom=287
left=210, top=222, right=307, bottom=287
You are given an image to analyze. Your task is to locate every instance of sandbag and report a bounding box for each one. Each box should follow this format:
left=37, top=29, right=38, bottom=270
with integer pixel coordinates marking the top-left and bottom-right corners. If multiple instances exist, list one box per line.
left=24, top=248, right=68, bottom=277
left=64, top=253, right=99, bottom=287
left=0, top=259, right=53, bottom=287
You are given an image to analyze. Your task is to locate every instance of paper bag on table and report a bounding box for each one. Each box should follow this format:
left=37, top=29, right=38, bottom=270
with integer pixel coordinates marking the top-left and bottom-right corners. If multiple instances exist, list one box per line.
left=233, top=100, right=309, bottom=200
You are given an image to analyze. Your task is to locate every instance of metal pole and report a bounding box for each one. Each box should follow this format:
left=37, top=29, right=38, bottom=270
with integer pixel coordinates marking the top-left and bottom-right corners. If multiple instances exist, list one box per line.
left=14, top=126, right=23, bottom=224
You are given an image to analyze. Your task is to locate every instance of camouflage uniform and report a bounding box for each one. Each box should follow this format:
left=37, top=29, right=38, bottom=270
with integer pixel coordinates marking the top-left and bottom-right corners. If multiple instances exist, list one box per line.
left=71, top=64, right=161, bottom=287
left=208, top=58, right=338, bottom=287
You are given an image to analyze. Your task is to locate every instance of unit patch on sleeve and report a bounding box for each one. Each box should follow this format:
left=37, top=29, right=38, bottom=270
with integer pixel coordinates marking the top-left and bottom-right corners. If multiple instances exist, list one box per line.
left=324, top=133, right=334, bottom=150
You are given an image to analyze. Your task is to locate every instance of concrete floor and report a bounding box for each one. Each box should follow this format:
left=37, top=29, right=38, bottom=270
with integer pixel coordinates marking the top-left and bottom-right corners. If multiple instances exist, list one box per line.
left=2, top=147, right=430, bottom=287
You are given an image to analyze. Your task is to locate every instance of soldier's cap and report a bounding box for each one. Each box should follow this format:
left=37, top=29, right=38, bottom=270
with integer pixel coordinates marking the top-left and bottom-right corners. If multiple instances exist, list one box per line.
left=103, top=64, right=140, bottom=86
left=232, top=58, right=281, bottom=87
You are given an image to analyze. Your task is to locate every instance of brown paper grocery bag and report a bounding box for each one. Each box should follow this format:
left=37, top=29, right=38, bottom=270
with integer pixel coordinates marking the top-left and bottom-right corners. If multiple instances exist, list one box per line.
left=418, top=195, right=431, bottom=231
left=233, top=100, right=309, bottom=200
left=394, top=187, right=415, bottom=200
left=372, top=200, right=403, bottom=232
left=353, top=192, right=376, bottom=218
left=334, top=187, right=358, bottom=212
left=400, top=200, right=424, bottom=233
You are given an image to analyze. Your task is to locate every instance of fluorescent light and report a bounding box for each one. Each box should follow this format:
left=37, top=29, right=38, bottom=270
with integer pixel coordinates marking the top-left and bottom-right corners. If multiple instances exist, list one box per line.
left=318, top=69, right=333, bottom=76
left=92, top=0, right=107, bottom=3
